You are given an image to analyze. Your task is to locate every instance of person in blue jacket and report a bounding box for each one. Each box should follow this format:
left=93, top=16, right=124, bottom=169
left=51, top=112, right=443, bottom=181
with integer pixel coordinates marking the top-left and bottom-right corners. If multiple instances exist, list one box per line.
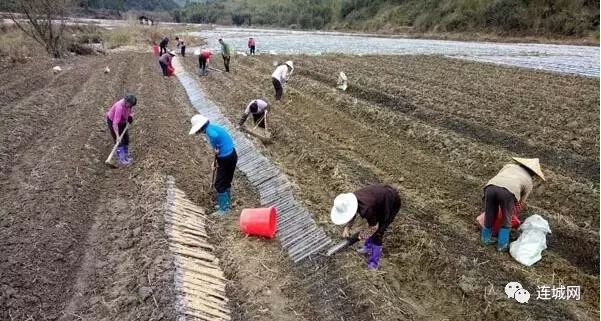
left=189, top=114, right=237, bottom=214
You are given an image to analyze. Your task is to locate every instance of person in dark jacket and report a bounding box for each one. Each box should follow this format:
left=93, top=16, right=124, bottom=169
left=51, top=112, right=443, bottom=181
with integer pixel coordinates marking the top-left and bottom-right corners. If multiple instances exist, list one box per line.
left=331, top=184, right=401, bottom=270
left=159, top=36, right=169, bottom=56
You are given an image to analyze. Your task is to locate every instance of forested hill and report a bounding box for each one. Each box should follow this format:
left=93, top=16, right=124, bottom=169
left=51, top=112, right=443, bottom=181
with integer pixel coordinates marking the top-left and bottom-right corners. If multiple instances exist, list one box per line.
left=82, top=0, right=179, bottom=11
left=174, top=0, right=600, bottom=38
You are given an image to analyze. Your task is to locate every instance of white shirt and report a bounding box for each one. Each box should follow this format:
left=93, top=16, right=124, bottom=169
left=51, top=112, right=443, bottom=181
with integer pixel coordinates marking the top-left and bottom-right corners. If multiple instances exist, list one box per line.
left=271, top=65, right=289, bottom=84
left=244, top=99, right=269, bottom=114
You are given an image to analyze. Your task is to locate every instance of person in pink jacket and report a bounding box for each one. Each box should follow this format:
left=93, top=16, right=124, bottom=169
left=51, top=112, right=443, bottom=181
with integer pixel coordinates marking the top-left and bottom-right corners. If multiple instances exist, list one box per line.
left=106, top=94, right=137, bottom=165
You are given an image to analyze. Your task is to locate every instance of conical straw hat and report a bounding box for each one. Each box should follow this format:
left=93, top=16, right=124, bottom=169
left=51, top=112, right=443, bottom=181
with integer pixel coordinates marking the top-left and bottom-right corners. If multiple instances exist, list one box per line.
left=512, top=157, right=545, bottom=181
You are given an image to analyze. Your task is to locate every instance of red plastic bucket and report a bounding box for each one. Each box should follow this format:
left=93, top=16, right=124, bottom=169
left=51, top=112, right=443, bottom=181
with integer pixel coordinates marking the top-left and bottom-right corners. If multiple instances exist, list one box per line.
left=240, top=207, right=277, bottom=238
left=152, top=45, right=159, bottom=56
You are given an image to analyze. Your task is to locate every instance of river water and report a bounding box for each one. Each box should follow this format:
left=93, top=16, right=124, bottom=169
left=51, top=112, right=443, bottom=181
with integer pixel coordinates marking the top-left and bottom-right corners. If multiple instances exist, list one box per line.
left=190, top=27, right=599, bottom=77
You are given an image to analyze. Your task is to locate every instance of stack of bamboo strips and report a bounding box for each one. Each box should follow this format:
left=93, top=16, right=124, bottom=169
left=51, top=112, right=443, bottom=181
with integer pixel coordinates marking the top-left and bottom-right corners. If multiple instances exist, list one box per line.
left=166, top=178, right=231, bottom=321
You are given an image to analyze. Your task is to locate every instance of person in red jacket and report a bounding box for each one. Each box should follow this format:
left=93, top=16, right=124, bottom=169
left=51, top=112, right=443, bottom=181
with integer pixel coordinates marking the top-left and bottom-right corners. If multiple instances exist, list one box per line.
left=199, top=49, right=213, bottom=76
left=248, top=37, right=256, bottom=55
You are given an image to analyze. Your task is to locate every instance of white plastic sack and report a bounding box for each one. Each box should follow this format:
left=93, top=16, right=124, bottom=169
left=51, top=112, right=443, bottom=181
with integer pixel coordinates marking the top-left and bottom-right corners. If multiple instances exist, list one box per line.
left=336, top=71, right=348, bottom=91
left=509, top=214, right=551, bottom=266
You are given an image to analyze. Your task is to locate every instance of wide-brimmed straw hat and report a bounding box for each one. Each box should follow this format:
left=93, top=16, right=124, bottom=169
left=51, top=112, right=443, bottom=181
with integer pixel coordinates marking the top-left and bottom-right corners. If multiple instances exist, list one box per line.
left=285, top=60, right=294, bottom=70
left=189, top=114, right=209, bottom=135
left=512, top=157, right=545, bottom=181
left=330, top=193, right=358, bottom=225
left=169, top=50, right=177, bottom=56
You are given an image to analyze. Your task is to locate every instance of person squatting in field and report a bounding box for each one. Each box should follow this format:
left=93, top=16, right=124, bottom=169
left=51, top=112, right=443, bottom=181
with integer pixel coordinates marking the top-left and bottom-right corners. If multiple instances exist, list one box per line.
left=331, top=184, right=401, bottom=270
left=238, top=99, right=270, bottom=129
left=199, top=49, right=213, bottom=76
left=106, top=94, right=137, bottom=166
left=189, top=115, right=238, bottom=215
left=158, top=50, right=176, bottom=77
left=271, top=61, right=293, bottom=101
left=480, top=157, right=546, bottom=251
left=218, top=38, right=233, bottom=72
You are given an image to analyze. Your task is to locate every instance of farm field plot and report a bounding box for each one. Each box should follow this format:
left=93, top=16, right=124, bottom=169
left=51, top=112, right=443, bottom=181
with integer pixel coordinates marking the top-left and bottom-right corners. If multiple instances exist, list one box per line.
left=182, top=53, right=599, bottom=320
left=0, top=46, right=598, bottom=320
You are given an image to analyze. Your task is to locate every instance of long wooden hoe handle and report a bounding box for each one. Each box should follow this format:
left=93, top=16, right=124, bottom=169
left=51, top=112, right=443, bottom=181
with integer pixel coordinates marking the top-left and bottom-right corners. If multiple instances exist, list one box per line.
left=105, top=123, right=130, bottom=164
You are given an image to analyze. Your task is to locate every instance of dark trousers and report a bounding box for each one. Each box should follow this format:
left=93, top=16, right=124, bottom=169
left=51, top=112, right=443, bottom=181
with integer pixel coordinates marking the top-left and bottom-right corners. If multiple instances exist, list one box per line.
left=199, top=56, right=207, bottom=73
left=159, top=61, right=168, bottom=76
left=159, top=45, right=167, bottom=55
left=272, top=77, right=283, bottom=100
left=371, top=188, right=401, bottom=246
left=107, top=119, right=129, bottom=147
left=252, top=111, right=265, bottom=128
left=180, top=46, right=186, bottom=57
left=222, top=55, right=230, bottom=72
left=484, top=185, right=516, bottom=229
left=215, top=149, right=237, bottom=193
left=249, top=45, right=255, bottom=55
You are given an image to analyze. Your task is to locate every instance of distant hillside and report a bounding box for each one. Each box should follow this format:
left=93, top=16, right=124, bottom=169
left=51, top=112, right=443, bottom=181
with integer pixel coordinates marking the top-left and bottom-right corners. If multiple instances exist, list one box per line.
left=82, top=0, right=179, bottom=11
left=174, top=0, right=600, bottom=38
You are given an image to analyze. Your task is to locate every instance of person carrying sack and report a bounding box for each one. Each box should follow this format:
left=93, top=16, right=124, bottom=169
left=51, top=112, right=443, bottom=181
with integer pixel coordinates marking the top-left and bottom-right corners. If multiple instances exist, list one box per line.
left=106, top=94, right=137, bottom=166
left=331, top=184, right=401, bottom=270
left=480, top=157, right=546, bottom=252
left=189, top=115, right=238, bottom=215
left=271, top=61, right=293, bottom=101
left=238, top=99, right=270, bottom=129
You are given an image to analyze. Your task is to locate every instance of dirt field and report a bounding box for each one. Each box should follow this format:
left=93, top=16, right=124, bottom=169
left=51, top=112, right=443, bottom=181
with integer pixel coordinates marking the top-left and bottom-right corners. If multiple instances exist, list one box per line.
left=182, top=53, right=599, bottom=320
left=0, top=46, right=598, bottom=321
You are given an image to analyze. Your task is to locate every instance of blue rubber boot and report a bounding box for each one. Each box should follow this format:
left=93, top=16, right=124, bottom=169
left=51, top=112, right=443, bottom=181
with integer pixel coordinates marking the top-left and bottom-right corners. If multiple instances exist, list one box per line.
left=480, top=227, right=497, bottom=246
left=497, top=228, right=510, bottom=252
left=215, top=192, right=230, bottom=215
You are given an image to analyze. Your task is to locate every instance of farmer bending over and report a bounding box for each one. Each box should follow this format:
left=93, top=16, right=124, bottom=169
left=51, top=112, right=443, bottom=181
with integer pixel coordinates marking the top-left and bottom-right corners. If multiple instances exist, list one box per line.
left=238, top=99, right=270, bottom=129
left=189, top=115, right=238, bottom=215
left=331, top=184, right=401, bottom=270
left=481, top=157, right=545, bottom=252
left=199, top=49, right=213, bottom=76
left=159, top=50, right=176, bottom=77
left=106, top=94, right=137, bottom=166
left=272, top=61, right=293, bottom=101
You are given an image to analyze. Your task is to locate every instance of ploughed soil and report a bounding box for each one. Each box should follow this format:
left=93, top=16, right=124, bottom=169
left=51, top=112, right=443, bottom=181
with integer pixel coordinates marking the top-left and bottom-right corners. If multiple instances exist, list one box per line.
left=0, top=48, right=598, bottom=321
left=181, top=53, right=600, bottom=321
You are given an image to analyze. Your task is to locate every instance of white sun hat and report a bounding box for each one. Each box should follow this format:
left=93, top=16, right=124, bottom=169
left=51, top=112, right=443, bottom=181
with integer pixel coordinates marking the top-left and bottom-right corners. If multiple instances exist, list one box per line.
left=169, top=50, right=177, bottom=56
left=330, top=193, right=358, bottom=225
left=285, top=60, right=294, bottom=70
left=189, top=114, right=209, bottom=135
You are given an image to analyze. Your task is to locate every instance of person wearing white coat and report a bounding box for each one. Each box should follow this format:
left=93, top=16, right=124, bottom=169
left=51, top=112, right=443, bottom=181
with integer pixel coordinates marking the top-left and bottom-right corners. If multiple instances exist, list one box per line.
left=271, top=61, right=293, bottom=100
